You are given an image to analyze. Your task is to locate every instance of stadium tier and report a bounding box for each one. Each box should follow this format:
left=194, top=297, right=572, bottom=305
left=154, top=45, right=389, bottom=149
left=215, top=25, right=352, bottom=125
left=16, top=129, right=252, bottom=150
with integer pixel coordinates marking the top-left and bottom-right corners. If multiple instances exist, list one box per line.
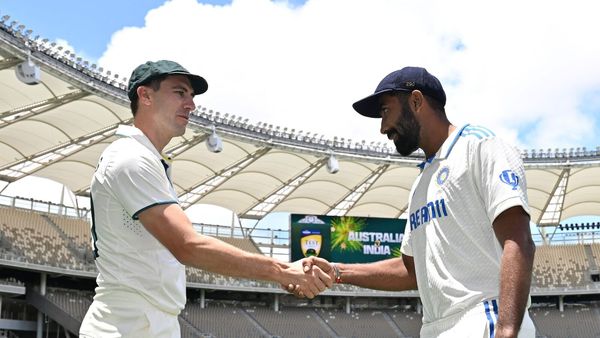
left=1, top=10, right=600, bottom=338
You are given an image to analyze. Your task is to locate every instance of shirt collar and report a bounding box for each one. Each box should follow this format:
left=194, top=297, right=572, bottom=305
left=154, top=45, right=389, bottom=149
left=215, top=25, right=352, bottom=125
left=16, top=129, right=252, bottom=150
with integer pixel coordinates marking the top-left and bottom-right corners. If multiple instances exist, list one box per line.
left=417, top=124, right=470, bottom=170
left=115, top=125, right=170, bottom=162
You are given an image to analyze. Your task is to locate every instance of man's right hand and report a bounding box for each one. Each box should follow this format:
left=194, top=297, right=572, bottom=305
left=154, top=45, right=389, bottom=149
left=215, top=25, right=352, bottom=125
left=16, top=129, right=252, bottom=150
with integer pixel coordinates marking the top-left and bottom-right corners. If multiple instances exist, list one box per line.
left=282, top=257, right=335, bottom=298
left=279, top=258, right=333, bottom=299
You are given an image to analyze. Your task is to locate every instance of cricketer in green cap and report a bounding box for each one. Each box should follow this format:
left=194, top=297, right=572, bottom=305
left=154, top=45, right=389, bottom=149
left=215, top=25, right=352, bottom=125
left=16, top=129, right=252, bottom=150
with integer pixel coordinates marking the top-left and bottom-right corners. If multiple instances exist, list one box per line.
left=127, top=60, right=208, bottom=102
left=82, top=60, right=332, bottom=338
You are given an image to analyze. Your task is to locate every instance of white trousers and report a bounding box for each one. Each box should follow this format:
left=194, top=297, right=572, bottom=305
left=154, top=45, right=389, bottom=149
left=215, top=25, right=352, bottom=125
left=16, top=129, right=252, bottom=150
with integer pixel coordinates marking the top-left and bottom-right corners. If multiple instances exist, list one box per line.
left=79, top=291, right=180, bottom=338
left=420, top=299, right=536, bottom=338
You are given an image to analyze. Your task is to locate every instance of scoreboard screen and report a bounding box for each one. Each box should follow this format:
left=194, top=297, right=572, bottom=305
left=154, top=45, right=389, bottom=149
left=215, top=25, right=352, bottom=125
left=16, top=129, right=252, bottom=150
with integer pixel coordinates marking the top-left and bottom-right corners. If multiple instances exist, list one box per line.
left=290, top=214, right=406, bottom=263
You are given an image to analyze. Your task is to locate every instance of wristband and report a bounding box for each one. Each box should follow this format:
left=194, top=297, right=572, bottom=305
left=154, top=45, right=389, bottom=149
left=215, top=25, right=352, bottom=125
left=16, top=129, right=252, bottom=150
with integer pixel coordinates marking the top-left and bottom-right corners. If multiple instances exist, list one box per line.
left=332, top=263, right=342, bottom=284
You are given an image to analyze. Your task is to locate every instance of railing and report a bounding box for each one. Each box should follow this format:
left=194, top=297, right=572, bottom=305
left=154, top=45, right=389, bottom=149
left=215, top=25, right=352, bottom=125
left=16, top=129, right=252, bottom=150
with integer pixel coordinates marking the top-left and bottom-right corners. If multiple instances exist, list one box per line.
left=0, top=194, right=90, bottom=219
left=533, top=230, right=600, bottom=245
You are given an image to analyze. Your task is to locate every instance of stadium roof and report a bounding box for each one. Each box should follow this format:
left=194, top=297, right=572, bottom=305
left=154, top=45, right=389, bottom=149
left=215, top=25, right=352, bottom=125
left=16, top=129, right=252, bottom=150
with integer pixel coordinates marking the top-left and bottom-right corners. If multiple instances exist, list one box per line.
left=1, top=21, right=599, bottom=226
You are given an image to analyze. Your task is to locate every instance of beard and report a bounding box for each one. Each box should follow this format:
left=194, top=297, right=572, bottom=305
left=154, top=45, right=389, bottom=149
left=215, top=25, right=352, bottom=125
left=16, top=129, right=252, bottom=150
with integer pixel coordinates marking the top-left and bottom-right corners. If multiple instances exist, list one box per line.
left=392, top=100, right=421, bottom=156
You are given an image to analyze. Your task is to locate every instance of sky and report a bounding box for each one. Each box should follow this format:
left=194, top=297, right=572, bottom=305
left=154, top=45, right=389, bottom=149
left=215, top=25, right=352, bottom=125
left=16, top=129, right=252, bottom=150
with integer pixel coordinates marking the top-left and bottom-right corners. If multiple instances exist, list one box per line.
left=2, top=0, right=600, bottom=229
left=2, top=0, right=600, bottom=151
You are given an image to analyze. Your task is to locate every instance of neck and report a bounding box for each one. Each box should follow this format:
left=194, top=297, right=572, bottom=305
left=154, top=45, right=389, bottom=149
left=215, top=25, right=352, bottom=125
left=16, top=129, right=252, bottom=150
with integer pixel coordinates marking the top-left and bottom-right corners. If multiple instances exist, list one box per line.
left=421, top=120, right=455, bottom=158
left=133, top=120, right=168, bottom=153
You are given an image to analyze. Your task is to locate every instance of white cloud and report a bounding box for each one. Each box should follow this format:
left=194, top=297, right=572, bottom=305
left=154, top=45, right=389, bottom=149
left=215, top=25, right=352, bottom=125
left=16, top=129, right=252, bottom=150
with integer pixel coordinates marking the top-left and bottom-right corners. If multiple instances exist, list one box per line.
left=98, top=0, right=600, bottom=150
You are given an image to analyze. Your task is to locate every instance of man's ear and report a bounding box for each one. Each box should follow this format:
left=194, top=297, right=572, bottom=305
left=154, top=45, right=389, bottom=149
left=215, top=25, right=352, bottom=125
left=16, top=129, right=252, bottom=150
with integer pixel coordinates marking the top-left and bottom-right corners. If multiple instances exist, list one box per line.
left=137, top=86, right=152, bottom=106
left=410, top=90, right=424, bottom=112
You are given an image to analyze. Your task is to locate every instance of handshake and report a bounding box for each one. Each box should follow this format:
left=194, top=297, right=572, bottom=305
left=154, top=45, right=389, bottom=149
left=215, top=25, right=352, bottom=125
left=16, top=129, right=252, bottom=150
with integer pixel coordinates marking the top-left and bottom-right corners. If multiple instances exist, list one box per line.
left=280, top=256, right=339, bottom=299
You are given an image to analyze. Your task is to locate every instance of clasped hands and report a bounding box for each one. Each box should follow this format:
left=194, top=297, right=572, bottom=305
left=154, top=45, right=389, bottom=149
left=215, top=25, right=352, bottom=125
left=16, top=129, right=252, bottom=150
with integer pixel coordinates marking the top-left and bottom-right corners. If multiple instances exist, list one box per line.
left=281, top=256, right=335, bottom=299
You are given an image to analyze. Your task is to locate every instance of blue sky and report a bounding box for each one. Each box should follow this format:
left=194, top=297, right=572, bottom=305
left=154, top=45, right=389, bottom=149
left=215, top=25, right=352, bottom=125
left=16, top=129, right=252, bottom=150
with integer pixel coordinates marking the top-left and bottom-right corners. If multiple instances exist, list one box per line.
left=1, top=0, right=306, bottom=60
left=2, top=0, right=164, bottom=59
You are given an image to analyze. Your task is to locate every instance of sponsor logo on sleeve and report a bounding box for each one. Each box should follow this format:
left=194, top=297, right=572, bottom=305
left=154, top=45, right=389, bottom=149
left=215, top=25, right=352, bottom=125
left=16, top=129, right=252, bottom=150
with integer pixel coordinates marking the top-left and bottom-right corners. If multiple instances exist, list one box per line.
left=499, top=170, right=519, bottom=190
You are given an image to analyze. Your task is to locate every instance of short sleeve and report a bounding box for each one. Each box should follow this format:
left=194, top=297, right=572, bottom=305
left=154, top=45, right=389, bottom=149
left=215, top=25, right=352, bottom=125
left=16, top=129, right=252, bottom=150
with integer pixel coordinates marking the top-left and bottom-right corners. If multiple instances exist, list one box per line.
left=106, top=152, right=177, bottom=219
left=400, top=218, right=414, bottom=257
left=473, top=137, right=530, bottom=224
left=401, top=181, right=419, bottom=257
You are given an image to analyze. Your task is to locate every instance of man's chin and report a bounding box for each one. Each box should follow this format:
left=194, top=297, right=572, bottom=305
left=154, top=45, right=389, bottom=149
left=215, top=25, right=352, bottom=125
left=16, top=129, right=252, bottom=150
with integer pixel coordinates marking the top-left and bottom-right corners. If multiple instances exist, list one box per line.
left=395, top=144, right=418, bottom=156
left=174, top=127, right=187, bottom=137
left=394, top=142, right=417, bottom=156
left=398, top=150, right=416, bottom=156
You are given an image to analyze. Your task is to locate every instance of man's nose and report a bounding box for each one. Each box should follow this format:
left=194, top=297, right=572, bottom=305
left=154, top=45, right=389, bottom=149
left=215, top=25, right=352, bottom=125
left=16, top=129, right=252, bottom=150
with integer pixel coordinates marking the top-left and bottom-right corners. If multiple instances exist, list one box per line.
left=185, top=97, right=196, bottom=111
left=380, top=120, right=387, bottom=135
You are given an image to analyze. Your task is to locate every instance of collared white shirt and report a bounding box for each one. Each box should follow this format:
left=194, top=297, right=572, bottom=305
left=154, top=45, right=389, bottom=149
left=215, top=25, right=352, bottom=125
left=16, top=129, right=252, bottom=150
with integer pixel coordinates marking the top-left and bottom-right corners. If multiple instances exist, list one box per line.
left=401, top=124, right=530, bottom=324
left=90, top=125, right=185, bottom=315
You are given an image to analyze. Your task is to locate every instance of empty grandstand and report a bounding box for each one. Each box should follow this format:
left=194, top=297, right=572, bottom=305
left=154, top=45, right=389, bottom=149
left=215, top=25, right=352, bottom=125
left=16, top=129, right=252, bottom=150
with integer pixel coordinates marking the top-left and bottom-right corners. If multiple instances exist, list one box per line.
left=1, top=9, right=600, bottom=338
left=3, top=177, right=600, bottom=337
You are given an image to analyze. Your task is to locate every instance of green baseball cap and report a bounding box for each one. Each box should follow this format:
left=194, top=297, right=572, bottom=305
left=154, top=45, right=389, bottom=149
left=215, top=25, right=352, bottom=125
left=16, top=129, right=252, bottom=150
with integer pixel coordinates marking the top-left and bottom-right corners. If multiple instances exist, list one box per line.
left=127, top=60, right=208, bottom=101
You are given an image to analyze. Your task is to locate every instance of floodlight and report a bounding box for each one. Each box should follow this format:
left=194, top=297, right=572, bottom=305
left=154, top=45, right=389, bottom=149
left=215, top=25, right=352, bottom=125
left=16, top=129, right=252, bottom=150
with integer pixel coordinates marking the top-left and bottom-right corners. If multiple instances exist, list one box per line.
left=206, top=125, right=223, bottom=153
left=15, top=52, right=41, bottom=85
left=327, top=152, right=339, bottom=174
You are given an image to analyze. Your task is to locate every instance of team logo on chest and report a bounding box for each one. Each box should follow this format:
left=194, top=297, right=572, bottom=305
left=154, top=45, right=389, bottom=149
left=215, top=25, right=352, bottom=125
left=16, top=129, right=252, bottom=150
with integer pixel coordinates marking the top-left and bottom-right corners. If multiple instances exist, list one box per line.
left=437, top=166, right=450, bottom=186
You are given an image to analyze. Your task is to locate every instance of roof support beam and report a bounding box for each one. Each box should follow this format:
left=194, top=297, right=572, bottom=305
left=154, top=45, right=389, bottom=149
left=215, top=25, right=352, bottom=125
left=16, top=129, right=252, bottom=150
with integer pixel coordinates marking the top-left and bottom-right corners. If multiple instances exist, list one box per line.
left=326, top=164, right=390, bottom=216
left=395, top=203, right=410, bottom=219
left=0, top=90, right=89, bottom=129
left=165, top=133, right=210, bottom=158
left=242, top=158, right=328, bottom=220
left=178, top=147, right=272, bottom=210
left=0, top=121, right=130, bottom=182
left=537, top=168, right=570, bottom=226
left=0, top=57, right=21, bottom=70
left=535, top=168, right=570, bottom=245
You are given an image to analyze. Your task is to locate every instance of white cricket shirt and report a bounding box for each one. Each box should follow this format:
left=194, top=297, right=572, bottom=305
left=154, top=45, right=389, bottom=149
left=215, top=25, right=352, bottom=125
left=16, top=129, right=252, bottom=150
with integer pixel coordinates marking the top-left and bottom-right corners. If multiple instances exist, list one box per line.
left=400, top=124, right=530, bottom=324
left=90, top=125, right=185, bottom=315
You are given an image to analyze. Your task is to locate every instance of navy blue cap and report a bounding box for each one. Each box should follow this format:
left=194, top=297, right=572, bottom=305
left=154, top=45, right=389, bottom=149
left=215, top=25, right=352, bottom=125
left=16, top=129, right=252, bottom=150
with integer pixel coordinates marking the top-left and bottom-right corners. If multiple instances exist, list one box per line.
left=352, top=67, right=446, bottom=118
